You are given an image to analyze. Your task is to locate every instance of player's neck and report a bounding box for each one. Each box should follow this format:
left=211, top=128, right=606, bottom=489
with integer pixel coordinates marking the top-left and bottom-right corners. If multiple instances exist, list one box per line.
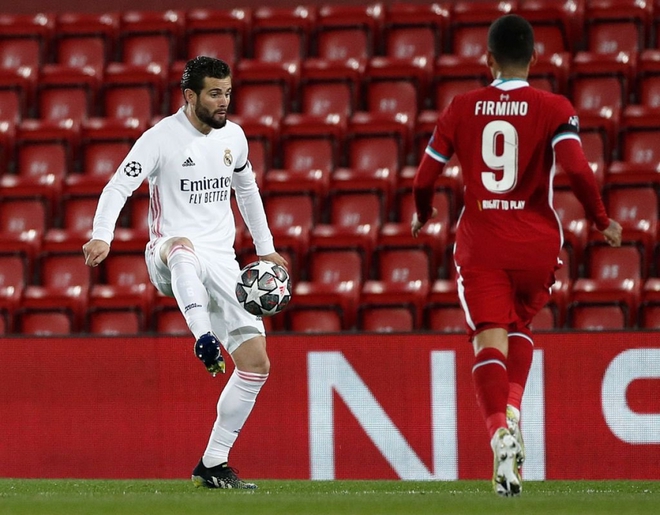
left=184, top=105, right=212, bottom=135
left=494, top=67, right=529, bottom=82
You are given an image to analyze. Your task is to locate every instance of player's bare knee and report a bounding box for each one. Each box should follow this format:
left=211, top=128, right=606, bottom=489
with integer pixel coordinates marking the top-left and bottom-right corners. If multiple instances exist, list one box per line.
left=160, top=237, right=195, bottom=264
left=232, top=336, right=270, bottom=374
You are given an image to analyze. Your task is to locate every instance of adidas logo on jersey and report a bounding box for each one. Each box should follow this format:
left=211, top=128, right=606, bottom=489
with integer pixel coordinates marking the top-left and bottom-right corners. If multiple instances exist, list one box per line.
left=182, top=157, right=195, bottom=167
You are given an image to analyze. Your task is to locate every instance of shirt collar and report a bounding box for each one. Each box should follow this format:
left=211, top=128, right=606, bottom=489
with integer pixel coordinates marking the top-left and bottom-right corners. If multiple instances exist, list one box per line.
left=490, top=78, right=529, bottom=90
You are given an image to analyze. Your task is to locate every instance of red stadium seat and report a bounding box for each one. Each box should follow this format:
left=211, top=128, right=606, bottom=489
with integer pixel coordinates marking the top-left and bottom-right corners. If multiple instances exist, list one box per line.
left=376, top=248, right=433, bottom=283
left=88, top=310, right=141, bottom=335
left=265, top=194, right=315, bottom=231
left=640, top=278, right=660, bottom=328
left=185, top=8, right=250, bottom=65
left=0, top=198, right=47, bottom=235
left=87, top=281, right=151, bottom=332
left=102, top=253, right=150, bottom=287
left=18, top=311, right=73, bottom=335
left=360, top=306, right=414, bottom=332
left=427, top=305, right=465, bottom=332
left=619, top=105, right=660, bottom=165
left=638, top=50, right=660, bottom=108
left=118, top=10, right=184, bottom=68
left=585, top=0, right=651, bottom=55
left=16, top=118, right=80, bottom=175
left=364, top=57, right=431, bottom=117
left=37, top=64, right=100, bottom=122
left=328, top=191, right=382, bottom=228
left=154, top=306, right=188, bottom=334
left=233, top=60, right=299, bottom=120
left=347, top=112, right=411, bottom=178
left=15, top=141, right=68, bottom=183
left=251, top=6, right=314, bottom=62
left=604, top=186, right=657, bottom=271
left=0, top=13, right=55, bottom=69
left=382, top=3, right=448, bottom=60
left=279, top=112, right=345, bottom=173
left=640, top=304, right=660, bottom=329
left=0, top=254, right=26, bottom=332
left=569, top=305, right=626, bottom=330
left=288, top=248, right=363, bottom=330
left=314, top=3, right=384, bottom=61
left=288, top=308, right=343, bottom=332
left=570, top=51, right=635, bottom=116
left=570, top=245, right=643, bottom=326
left=300, top=58, right=364, bottom=118
left=60, top=197, right=98, bottom=233
left=360, top=279, right=428, bottom=329
left=54, top=12, right=119, bottom=72
left=0, top=89, right=20, bottom=124
left=309, top=248, right=363, bottom=283
left=102, top=63, right=165, bottom=124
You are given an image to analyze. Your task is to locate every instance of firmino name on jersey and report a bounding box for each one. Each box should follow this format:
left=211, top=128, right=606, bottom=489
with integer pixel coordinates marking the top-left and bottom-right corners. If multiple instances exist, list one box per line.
left=475, top=100, right=529, bottom=116
left=180, top=176, right=231, bottom=204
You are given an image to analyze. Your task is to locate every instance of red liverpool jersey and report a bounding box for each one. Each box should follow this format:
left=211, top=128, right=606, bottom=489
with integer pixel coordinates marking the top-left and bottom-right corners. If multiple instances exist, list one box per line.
left=414, top=79, right=609, bottom=270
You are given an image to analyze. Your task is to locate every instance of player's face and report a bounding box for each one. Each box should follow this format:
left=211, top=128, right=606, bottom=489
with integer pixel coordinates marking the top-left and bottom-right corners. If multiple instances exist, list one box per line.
left=194, top=76, right=232, bottom=129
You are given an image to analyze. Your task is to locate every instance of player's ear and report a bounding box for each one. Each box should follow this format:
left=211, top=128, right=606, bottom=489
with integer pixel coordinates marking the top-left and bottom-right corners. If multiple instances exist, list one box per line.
left=529, top=48, right=538, bottom=68
left=486, top=51, right=495, bottom=68
left=184, top=88, right=196, bottom=105
left=485, top=51, right=497, bottom=79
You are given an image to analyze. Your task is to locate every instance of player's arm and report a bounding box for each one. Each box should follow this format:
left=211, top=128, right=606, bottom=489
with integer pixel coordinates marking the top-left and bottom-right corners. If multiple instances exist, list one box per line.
left=411, top=121, right=452, bottom=237
left=232, top=160, right=279, bottom=259
left=553, top=123, right=622, bottom=247
left=83, top=134, right=157, bottom=266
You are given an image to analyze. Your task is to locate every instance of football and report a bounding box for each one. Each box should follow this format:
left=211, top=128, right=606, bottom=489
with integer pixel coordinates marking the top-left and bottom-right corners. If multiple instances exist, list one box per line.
left=235, top=260, right=292, bottom=317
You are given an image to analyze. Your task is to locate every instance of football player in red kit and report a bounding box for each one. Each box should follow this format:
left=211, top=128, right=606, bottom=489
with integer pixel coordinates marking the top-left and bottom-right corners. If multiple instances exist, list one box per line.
left=411, top=14, right=622, bottom=496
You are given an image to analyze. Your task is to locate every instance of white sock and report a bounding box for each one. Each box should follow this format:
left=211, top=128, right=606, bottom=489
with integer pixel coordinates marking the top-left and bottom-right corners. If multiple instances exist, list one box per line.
left=202, top=370, right=269, bottom=467
left=168, top=245, right=212, bottom=339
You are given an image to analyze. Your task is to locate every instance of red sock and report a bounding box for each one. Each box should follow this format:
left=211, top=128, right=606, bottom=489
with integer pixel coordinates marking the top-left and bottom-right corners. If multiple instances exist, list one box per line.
left=472, top=347, right=509, bottom=439
left=507, top=331, right=534, bottom=411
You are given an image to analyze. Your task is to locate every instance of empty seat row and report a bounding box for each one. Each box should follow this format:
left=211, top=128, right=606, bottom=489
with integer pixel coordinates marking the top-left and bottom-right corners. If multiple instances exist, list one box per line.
left=1, top=1, right=660, bottom=71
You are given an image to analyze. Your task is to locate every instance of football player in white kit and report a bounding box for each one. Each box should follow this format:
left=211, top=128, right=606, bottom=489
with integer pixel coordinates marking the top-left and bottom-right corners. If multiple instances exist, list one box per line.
left=82, top=56, right=288, bottom=489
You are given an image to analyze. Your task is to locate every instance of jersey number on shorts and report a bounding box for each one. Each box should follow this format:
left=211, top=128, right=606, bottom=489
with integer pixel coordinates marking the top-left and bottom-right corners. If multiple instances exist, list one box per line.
left=481, top=120, right=518, bottom=194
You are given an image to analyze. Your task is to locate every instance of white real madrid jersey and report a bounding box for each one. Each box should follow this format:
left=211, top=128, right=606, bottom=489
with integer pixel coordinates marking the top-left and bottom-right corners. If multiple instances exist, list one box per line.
left=91, top=108, right=275, bottom=257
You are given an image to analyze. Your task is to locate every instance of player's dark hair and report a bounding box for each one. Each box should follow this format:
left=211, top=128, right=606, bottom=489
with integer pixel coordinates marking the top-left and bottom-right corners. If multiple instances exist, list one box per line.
left=487, top=14, right=535, bottom=68
left=180, top=56, right=232, bottom=99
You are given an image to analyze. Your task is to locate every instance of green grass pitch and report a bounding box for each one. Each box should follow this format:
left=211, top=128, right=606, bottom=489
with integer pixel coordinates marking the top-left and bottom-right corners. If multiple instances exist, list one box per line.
left=0, top=479, right=658, bottom=515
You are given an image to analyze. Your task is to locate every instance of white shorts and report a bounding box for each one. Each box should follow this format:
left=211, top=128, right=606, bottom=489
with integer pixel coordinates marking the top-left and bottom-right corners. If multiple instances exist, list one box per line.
left=145, top=238, right=265, bottom=354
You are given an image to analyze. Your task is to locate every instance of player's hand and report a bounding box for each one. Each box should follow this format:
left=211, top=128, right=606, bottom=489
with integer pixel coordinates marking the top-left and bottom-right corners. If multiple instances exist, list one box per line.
left=82, top=239, right=110, bottom=267
left=600, top=219, right=622, bottom=247
left=411, top=208, right=437, bottom=238
left=259, top=251, right=289, bottom=270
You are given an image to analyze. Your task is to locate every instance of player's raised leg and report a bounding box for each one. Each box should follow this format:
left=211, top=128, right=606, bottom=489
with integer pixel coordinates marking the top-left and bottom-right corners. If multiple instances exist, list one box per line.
left=160, top=237, right=225, bottom=375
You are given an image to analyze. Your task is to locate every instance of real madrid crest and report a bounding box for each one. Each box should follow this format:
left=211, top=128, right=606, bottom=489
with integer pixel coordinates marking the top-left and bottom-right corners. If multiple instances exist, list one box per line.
left=223, top=149, right=233, bottom=166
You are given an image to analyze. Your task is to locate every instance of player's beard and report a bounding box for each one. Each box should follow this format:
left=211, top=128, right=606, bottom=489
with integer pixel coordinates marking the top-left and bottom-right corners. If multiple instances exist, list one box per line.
left=195, top=103, right=227, bottom=129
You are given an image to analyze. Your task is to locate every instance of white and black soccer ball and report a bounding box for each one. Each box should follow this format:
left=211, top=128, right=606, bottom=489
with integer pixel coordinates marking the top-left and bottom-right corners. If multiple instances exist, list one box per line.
left=235, top=260, right=292, bottom=317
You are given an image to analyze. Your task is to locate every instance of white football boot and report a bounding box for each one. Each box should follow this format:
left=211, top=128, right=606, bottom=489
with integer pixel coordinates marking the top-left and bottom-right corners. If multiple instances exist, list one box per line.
left=491, top=427, right=522, bottom=497
left=506, top=405, right=525, bottom=471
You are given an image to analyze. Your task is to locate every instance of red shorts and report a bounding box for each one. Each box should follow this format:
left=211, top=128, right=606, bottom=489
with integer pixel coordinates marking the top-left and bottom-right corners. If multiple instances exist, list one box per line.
left=457, top=266, right=557, bottom=339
